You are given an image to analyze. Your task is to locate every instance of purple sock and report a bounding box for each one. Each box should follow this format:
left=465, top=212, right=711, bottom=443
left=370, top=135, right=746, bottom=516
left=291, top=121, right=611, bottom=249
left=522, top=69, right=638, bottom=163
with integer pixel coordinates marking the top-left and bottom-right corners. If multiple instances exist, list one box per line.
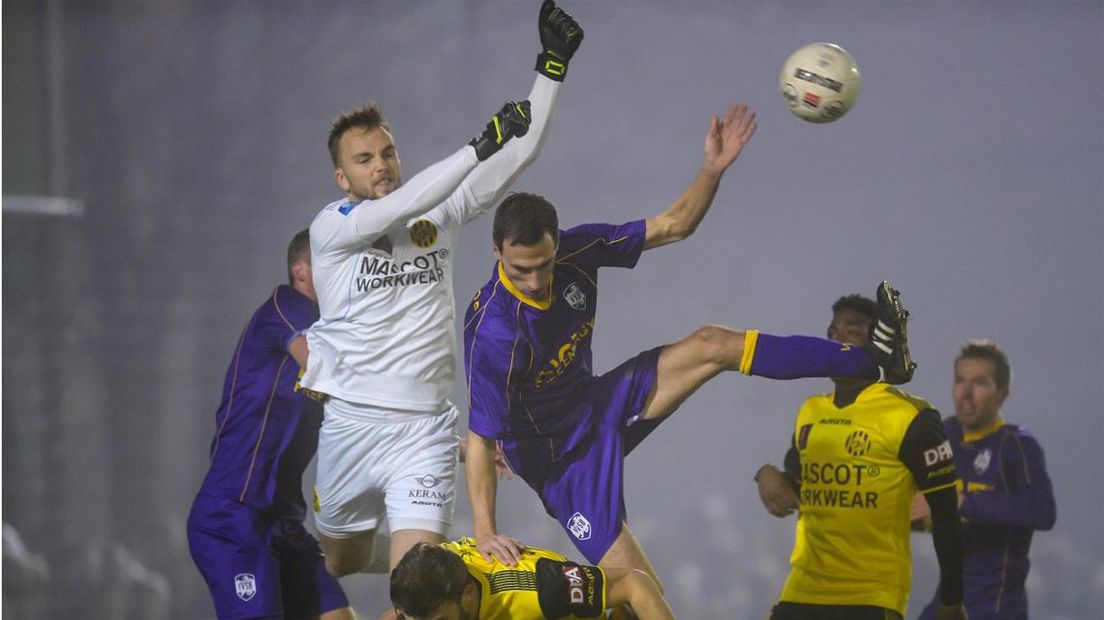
left=748, top=333, right=879, bottom=380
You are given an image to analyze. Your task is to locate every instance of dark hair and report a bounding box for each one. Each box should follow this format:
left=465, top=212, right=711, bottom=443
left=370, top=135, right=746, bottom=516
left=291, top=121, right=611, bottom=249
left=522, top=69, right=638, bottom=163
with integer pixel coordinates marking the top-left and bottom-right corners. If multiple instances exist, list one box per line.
left=390, top=543, right=470, bottom=617
left=328, top=102, right=391, bottom=167
left=286, top=229, right=311, bottom=285
left=831, top=294, right=878, bottom=323
left=956, top=339, right=1012, bottom=390
left=493, top=192, right=559, bottom=250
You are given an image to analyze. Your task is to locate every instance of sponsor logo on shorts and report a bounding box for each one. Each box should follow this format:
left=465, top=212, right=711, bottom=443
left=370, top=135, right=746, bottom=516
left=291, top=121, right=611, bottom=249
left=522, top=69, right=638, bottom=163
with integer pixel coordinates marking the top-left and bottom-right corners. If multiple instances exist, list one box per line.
left=416, top=474, right=440, bottom=488
left=563, top=282, right=586, bottom=310
left=234, top=573, right=256, bottom=601
left=410, top=474, right=450, bottom=507
left=973, top=448, right=991, bottom=475
left=567, top=512, right=591, bottom=540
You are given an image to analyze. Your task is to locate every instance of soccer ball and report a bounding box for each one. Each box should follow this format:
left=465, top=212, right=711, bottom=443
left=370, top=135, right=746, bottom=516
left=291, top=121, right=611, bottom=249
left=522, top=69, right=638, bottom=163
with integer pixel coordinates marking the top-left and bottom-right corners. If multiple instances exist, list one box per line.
left=779, top=43, right=861, bottom=123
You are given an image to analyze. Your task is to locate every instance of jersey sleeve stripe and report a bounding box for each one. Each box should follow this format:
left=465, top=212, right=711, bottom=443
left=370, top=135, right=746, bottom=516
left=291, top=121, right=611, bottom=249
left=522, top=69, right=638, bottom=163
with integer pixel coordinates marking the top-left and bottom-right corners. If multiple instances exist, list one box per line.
left=921, top=479, right=959, bottom=494
left=556, top=233, right=630, bottom=264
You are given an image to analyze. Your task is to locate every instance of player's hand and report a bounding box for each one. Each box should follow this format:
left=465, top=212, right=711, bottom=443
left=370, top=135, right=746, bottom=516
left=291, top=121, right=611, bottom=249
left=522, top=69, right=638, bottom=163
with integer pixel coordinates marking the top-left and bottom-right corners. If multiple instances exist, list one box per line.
left=703, top=103, right=757, bottom=175
left=934, top=603, right=969, bottom=620
left=475, top=532, right=525, bottom=566
left=755, top=464, right=799, bottom=518
left=470, top=100, right=532, bottom=161
left=535, top=0, right=583, bottom=81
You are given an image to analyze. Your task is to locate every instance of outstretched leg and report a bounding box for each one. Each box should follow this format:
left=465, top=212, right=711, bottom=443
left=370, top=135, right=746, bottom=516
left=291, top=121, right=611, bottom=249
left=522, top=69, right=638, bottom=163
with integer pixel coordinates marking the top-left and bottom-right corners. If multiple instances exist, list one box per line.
left=639, top=281, right=913, bottom=421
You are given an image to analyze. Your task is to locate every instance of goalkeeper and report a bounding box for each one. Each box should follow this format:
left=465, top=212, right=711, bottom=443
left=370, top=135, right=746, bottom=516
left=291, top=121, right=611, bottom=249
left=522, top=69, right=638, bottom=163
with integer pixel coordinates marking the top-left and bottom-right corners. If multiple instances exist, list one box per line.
left=297, top=1, right=585, bottom=606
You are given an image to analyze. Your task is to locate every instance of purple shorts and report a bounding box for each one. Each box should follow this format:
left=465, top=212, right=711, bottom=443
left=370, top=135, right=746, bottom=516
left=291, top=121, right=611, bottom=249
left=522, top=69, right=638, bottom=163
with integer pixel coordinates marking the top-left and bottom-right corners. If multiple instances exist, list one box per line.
left=187, top=494, right=348, bottom=619
left=535, top=347, right=664, bottom=564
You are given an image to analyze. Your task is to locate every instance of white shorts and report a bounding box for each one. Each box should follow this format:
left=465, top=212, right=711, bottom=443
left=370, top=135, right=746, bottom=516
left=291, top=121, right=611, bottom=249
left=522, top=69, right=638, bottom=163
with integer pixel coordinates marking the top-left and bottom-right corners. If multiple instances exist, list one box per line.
left=313, top=397, right=458, bottom=538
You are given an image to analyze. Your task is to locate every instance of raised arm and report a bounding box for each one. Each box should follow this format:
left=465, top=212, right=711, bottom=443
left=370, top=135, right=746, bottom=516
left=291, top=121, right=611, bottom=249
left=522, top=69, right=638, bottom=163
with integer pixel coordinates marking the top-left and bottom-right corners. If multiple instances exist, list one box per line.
left=444, top=1, right=583, bottom=224
left=643, top=103, right=758, bottom=250
left=315, top=103, right=532, bottom=258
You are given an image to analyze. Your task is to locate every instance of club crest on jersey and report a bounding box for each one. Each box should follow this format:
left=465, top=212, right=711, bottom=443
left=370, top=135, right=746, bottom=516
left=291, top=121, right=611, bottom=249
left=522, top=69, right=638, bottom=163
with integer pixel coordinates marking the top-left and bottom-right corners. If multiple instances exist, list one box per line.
left=567, top=512, right=592, bottom=540
left=234, top=573, right=256, bottom=601
left=410, top=219, right=438, bottom=248
left=973, top=448, right=992, bottom=475
left=563, top=282, right=586, bottom=310
left=844, top=429, right=871, bottom=457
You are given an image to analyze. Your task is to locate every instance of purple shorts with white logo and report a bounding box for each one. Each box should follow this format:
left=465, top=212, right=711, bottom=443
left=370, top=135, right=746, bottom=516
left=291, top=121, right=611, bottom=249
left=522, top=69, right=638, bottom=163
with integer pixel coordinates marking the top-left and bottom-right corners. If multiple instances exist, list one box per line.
left=536, top=347, right=665, bottom=564
left=187, top=494, right=348, bottom=619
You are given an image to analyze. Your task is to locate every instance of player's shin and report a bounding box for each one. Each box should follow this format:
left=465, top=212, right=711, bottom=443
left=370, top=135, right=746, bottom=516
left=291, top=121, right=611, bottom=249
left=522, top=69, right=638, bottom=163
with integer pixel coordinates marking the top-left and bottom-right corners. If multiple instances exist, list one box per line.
left=743, top=332, right=880, bottom=380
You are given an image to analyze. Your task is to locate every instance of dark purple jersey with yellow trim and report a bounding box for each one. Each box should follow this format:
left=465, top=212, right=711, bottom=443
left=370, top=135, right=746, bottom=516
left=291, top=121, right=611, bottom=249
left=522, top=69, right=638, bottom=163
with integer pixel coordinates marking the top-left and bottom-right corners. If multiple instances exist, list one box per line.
left=463, top=220, right=645, bottom=482
left=919, top=417, right=1056, bottom=619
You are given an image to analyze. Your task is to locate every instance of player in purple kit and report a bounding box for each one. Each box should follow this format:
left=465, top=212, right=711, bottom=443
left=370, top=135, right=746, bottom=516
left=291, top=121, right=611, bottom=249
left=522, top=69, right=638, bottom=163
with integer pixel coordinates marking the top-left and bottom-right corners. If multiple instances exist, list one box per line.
left=914, top=340, right=1056, bottom=620
left=188, top=230, right=353, bottom=620
left=462, top=103, right=917, bottom=592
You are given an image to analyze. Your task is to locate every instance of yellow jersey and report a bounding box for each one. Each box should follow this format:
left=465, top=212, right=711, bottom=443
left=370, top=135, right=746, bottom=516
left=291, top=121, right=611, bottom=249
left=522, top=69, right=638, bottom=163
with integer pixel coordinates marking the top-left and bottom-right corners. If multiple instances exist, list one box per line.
left=443, top=538, right=607, bottom=619
left=779, top=383, right=957, bottom=615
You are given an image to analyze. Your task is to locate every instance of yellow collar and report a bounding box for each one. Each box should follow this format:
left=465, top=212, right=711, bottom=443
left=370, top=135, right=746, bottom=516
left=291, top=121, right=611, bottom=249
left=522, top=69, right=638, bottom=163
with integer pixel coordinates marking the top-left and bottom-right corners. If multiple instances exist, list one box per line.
left=497, top=262, right=552, bottom=310
left=962, top=416, right=1005, bottom=443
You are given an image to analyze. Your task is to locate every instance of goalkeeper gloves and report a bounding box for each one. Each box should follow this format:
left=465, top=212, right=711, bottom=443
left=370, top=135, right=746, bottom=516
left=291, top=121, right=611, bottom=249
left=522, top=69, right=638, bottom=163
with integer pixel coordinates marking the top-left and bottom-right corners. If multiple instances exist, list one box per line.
left=535, top=0, right=584, bottom=82
left=469, top=100, right=532, bottom=161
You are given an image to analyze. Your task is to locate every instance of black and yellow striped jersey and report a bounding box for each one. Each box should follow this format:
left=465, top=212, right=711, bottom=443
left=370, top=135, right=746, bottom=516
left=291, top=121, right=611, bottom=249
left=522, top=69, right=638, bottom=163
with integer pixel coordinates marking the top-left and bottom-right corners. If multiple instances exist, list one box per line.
left=443, top=538, right=606, bottom=619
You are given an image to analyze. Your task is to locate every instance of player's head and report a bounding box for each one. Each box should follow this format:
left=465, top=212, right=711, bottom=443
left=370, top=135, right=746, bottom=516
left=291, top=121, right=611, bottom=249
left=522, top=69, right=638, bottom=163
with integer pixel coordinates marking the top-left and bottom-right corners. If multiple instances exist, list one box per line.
left=286, top=228, right=316, bottom=301
left=828, top=294, right=878, bottom=346
left=328, top=103, right=402, bottom=202
left=953, top=339, right=1011, bottom=432
left=390, top=543, right=479, bottom=620
left=493, top=192, right=559, bottom=303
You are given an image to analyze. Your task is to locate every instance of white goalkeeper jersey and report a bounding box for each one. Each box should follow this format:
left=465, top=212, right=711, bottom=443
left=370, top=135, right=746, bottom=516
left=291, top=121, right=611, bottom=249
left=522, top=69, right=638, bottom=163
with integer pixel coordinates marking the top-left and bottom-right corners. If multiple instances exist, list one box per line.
left=301, top=75, right=560, bottom=412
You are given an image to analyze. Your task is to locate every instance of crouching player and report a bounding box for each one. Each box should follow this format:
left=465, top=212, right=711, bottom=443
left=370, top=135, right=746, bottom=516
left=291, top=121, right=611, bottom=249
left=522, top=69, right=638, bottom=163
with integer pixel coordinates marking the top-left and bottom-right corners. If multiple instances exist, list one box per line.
left=390, top=538, right=673, bottom=620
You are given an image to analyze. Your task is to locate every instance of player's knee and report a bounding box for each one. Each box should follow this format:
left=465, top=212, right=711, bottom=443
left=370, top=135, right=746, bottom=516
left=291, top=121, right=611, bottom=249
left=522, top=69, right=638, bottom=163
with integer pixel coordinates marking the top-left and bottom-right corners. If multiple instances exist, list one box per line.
left=322, top=543, right=370, bottom=577
left=688, top=325, right=744, bottom=368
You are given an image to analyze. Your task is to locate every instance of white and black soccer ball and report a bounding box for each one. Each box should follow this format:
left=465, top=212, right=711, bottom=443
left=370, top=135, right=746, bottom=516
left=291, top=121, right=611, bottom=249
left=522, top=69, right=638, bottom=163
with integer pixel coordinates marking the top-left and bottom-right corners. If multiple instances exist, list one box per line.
left=779, top=43, right=861, bottom=123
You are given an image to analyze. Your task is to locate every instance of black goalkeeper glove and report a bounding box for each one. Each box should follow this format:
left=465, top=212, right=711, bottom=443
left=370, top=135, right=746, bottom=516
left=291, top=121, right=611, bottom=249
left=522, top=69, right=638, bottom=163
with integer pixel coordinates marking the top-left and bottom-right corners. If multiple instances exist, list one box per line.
left=469, top=100, right=532, bottom=161
left=535, top=0, right=584, bottom=82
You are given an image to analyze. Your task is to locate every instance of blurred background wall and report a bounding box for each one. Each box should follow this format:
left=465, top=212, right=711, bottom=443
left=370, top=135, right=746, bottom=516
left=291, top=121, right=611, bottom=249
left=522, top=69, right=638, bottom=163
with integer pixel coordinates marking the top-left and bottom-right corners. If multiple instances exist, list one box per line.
left=3, top=1, right=1101, bottom=618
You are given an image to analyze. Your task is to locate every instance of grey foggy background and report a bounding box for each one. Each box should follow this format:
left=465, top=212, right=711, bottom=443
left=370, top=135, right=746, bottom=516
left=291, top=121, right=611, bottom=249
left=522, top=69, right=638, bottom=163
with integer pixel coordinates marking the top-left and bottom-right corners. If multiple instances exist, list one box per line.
left=3, top=0, right=1101, bottom=618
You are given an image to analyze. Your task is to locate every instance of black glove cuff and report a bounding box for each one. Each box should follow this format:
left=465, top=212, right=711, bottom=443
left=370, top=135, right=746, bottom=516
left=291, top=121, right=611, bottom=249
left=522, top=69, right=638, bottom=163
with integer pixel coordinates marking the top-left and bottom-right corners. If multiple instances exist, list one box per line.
left=535, top=51, right=568, bottom=82
left=469, top=135, right=498, bottom=162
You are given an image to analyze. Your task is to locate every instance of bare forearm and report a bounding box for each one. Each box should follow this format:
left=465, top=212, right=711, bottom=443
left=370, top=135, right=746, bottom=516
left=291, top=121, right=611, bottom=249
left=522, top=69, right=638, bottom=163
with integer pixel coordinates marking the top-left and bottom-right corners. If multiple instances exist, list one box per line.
left=644, top=167, right=724, bottom=250
left=465, top=432, right=500, bottom=536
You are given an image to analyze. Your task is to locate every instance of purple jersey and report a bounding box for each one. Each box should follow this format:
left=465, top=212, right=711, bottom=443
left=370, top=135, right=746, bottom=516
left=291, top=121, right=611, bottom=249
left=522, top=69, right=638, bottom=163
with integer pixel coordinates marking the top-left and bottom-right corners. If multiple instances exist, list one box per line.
left=919, top=418, right=1056, bottom=620
left=197, top=285, right=321, bottom=521
left=464, top=220, right=646, bottom=481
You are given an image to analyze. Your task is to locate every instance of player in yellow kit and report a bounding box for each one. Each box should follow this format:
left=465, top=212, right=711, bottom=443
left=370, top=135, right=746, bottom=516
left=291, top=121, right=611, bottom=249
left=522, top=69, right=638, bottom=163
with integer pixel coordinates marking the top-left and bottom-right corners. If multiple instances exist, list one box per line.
left=389, top=538, right=673, bottom=619
left=755, top=294, right=967, bottom=620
